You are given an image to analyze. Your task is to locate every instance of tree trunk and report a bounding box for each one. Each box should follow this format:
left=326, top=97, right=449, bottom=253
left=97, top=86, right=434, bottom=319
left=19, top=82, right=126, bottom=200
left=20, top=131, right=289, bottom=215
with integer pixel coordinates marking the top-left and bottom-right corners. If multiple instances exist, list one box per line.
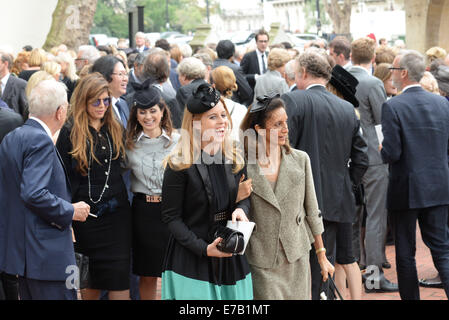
left=43, top=0, right=98, bottom=51
left=323, top=0, right=352, bottom=34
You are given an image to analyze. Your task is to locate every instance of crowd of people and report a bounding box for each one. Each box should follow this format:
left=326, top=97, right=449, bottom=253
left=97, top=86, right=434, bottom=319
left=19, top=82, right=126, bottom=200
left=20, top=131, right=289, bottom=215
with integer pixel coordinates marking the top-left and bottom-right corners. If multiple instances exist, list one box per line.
left=0, top=28, right=449, bottom=301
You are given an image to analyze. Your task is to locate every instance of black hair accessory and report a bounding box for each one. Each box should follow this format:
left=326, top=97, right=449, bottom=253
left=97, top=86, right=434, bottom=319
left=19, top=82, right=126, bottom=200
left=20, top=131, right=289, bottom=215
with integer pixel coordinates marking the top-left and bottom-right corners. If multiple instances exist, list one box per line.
left=250, top=93, right=281, bottom=113
left=186, top=83, right=221, bottom=114
left=133, top=82, right=161, bottom=109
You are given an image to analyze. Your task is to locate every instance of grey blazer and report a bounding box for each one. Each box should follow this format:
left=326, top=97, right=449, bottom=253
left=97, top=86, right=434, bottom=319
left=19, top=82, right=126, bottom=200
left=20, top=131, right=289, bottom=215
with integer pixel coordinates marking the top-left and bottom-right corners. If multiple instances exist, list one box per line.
left=253, top=70, right=289, bottom=102
left=245, top=148, right=324, bottom=269
left=348, top=66, right=387, bottom=166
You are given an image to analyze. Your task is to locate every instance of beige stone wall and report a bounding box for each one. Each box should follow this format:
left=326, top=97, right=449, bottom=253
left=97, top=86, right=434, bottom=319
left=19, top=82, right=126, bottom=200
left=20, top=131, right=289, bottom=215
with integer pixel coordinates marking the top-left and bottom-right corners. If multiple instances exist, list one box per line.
left=406, top=0, right=449, bottom=53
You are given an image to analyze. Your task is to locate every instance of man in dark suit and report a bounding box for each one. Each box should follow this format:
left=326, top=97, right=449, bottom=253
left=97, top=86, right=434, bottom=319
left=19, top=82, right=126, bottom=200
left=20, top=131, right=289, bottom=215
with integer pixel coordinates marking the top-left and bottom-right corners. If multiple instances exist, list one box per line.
left=0, top=99, right=22, bottom=143
left=348, top=37, right=398, bottom=293
left=213, top=40, right=253, bottom=107
left=282, top=51, right=369, bottom=300
left=0, top=98, right=23, bottom=300
left=0, top=80, right=90, bottom=300
left=134, top=32, right=150, bottom=53
left=240, top=29, right=269, bottom=90
left=381, top=50, right=449, bottom=300
left=176, top=56, right=208, bottom=113
left=0, top=52, right=28, bottom=119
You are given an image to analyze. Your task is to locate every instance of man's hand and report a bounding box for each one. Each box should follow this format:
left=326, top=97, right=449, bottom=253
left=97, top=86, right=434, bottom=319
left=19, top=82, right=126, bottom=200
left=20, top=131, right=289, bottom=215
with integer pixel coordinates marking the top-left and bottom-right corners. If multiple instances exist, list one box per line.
left=72, top=201, right=90, bottom=222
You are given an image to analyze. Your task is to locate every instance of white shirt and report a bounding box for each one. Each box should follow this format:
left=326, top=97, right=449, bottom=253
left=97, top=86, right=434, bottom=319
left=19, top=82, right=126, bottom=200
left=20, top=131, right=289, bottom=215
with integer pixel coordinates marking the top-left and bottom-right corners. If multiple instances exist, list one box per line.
left=306, top=84, right=326, bottom=90
left=1, top=73, right=10, bottom=95
left=402, top=84, right=422, bottom=93
left=256, top=50, right=268, bottom=75
left=29, top=116, right=52, bottom=138
left=111, top=97, right=122, bottom=124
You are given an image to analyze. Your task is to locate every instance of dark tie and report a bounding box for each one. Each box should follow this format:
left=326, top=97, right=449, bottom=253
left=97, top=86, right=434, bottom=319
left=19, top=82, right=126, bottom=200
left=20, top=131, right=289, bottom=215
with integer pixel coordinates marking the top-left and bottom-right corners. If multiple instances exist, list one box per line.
left=261, top=53, right=267, bottom=74
left=115, top=100, right=128, bottom=129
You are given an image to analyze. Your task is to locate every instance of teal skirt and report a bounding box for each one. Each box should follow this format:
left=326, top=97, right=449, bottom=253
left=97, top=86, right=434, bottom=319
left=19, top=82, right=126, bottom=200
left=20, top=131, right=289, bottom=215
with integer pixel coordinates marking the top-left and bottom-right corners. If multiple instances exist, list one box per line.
left=161, top=236, right=254, bottom=300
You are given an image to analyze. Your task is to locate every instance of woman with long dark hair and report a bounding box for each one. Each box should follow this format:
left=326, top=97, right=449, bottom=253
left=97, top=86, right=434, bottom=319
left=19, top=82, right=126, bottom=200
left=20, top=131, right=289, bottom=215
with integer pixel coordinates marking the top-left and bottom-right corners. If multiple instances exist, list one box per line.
left=124, top=85, right=179, bottom=299
left=56, top=72, right=132, bottom=300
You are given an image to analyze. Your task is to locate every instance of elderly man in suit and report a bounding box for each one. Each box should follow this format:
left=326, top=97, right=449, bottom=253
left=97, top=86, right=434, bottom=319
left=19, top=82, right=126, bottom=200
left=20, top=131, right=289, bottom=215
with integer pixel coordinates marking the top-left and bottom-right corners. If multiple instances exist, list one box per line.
left=0, top=80, right=90, bottom=300
left=282, top=50, right=369, bottom=300
left=213, top=40, right=253, bottom=107
left=0, top=52, right=28, bottom=120
left=240, top=29, right=270, bottom=90
left=381, top=50, right=449, bottom=300
left=348, top=37, right=398, bottom=293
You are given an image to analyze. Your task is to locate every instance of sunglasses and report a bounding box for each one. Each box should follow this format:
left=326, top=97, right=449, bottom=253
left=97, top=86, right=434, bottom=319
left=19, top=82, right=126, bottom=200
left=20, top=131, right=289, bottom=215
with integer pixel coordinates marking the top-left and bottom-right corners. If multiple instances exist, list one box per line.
left=91, top=97, right=111, bottom=107
left=389, top=67, right=405, bottom=71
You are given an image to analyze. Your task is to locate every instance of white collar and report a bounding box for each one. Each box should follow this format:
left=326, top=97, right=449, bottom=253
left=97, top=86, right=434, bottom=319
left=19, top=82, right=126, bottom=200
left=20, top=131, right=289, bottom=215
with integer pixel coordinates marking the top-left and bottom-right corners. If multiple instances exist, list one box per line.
left=136, top=129, right=171, bottom=143
left=1, top=72, right=10, bottom=86
left=306, top=84, right=326, bottom=90
left=29, top=116, right=53, bottom=138
left=402, top=84, right=422, bottom=92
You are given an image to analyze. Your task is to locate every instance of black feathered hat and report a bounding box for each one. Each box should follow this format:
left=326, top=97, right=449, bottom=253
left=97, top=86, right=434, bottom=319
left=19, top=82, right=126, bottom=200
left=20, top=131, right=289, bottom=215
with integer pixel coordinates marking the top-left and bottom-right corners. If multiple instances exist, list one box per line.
left=186, top=83, right=221, bottom=114
left=133, top=83, right=161, bottom=109
left=329, top=65, right=359, bottom=108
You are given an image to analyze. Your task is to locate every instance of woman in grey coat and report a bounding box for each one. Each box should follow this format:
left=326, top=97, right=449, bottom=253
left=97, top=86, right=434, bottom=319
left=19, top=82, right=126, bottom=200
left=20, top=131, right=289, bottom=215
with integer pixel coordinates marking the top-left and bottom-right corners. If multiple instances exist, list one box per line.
left=252, top=48, right=290, bottom=104
left=240, top=95, right=334, bottom=300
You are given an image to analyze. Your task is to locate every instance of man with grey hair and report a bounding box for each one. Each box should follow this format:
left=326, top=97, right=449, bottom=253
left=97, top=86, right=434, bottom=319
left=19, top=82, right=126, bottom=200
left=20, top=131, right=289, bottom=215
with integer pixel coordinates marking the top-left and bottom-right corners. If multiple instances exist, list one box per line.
left=282, top=51, right=369, bottom=300
left=126, top=51, right=150, bottom=96
left=381, top=50, right=449, bottom=300
left=75, top=45, right=100, bottom=73
left=0, top=80, right=90, bottom=300
left=176, top=57, right=208, bottom=111
left=283, top=59, right=297, bottom=91
left=134, top=32, right=149, bottom=53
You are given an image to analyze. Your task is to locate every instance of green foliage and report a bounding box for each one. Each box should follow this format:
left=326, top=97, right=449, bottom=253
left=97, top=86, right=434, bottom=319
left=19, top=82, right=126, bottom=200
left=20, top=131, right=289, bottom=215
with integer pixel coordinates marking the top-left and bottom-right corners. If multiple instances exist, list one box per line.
left=303, top=0, right=330, bottom=33
left=92, top=0, right=213, bottom=37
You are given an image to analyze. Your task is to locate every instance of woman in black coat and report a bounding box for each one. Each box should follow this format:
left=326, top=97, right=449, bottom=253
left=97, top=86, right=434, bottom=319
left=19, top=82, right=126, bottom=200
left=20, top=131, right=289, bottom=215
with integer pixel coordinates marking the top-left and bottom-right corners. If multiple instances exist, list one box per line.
left=161, top=83, right=253, bottom=299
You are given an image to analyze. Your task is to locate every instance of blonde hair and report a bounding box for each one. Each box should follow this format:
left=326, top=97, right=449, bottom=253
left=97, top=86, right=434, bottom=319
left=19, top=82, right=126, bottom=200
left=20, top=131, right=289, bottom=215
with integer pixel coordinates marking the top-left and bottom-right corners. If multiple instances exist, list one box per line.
left=373, top=63, right=392, bottom=83
left=41, top=61, right=61, bottom=79
left=165, top=99, right=244, bottom=173
left=420, top=71, right=440, bottom=94
left=211, top=66, right=237, bottom=98
left=28, top=48, right=47, bottom=67
left=267, top=48, right=291, bottom=71
left=25, top=71, right=55, bottom=99
left=56, top=52, right=79, bottom=82
left=351, top=37, right=376, bottom=65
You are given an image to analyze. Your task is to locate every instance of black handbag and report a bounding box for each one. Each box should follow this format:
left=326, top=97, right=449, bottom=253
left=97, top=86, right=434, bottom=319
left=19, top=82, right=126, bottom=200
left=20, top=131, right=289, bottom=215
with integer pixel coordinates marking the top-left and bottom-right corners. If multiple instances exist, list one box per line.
left=214, top=225, right=245, bottom=254
left=75, top=252, right=90, bottom=290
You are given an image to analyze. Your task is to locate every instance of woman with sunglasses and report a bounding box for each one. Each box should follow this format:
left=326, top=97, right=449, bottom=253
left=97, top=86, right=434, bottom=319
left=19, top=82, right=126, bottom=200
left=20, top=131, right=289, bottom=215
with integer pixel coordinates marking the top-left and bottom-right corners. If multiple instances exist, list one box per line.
left=56, top=72, right=132, bottom=300
left=124, top=85, right=179, bottom=300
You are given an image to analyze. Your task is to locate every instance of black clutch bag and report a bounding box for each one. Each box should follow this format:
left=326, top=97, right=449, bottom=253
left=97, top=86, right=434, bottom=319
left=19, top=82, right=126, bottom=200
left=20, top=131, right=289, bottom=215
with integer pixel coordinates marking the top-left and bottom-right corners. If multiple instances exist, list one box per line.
left=214, top=225, right=245, bottom=254
left=75, top=252, right=90, bottom=290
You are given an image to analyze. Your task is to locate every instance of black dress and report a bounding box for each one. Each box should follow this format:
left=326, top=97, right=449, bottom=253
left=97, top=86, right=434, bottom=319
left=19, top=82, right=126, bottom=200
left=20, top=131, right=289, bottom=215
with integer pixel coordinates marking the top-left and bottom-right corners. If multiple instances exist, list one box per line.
left=161, top=151, right=253, bottom=300
left=56, top=124, right=132, bottom=291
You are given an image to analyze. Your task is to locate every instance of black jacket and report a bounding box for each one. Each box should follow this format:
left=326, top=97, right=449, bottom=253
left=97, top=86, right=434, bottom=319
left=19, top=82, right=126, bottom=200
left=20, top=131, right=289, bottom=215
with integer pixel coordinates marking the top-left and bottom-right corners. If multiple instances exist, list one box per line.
left=161, top=163, right=250, bottom=257
left=2, top=74, right=28, bottom=120
left=213, top=59, right=253, bottom=107
left=0, top=104, right=23, bottom=143
left=282, top=86, right=369, bottom=223
left=240, top=50, right=264, bottom=90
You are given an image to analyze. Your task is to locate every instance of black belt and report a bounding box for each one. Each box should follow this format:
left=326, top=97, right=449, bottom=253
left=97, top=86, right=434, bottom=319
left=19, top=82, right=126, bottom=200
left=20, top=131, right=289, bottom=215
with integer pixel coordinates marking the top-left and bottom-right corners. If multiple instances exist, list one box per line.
left=213, top=211, right=230, bottom=222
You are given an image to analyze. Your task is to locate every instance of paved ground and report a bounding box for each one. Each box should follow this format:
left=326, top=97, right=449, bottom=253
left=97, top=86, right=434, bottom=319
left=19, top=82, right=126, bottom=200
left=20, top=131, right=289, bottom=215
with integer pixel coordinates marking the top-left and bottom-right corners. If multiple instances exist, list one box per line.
left=154, top=222, right=446, bottom=300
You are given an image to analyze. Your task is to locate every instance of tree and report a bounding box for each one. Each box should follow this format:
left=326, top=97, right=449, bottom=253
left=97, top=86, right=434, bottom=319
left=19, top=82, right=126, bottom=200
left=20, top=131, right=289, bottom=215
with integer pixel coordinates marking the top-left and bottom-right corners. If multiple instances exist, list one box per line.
left=43, top=0, right=98, bottom=51
left=323, top=0, right=352, bottom=34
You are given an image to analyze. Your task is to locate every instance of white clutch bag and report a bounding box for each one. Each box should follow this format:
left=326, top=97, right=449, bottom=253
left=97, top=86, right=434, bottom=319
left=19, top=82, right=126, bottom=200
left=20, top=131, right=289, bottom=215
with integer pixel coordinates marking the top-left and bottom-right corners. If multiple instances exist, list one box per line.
left=226, top=220, right=256, bottom=255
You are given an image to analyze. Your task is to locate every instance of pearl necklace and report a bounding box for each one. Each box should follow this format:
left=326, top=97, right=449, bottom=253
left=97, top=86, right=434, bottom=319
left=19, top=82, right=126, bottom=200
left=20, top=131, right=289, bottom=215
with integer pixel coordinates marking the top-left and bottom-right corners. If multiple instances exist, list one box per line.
left=87, top=131, right=112, bottom=204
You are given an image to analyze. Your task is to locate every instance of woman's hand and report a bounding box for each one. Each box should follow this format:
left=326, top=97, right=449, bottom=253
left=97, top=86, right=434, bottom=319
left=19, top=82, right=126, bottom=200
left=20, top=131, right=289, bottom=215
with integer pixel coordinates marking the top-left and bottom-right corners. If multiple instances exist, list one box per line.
left=318, top=253, right=335, bottom=282
left=207, top=237, right=233, bottom=258
left=231, top=208, right=249, bottom=223
left=236, top=174, right=252, bottom=203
